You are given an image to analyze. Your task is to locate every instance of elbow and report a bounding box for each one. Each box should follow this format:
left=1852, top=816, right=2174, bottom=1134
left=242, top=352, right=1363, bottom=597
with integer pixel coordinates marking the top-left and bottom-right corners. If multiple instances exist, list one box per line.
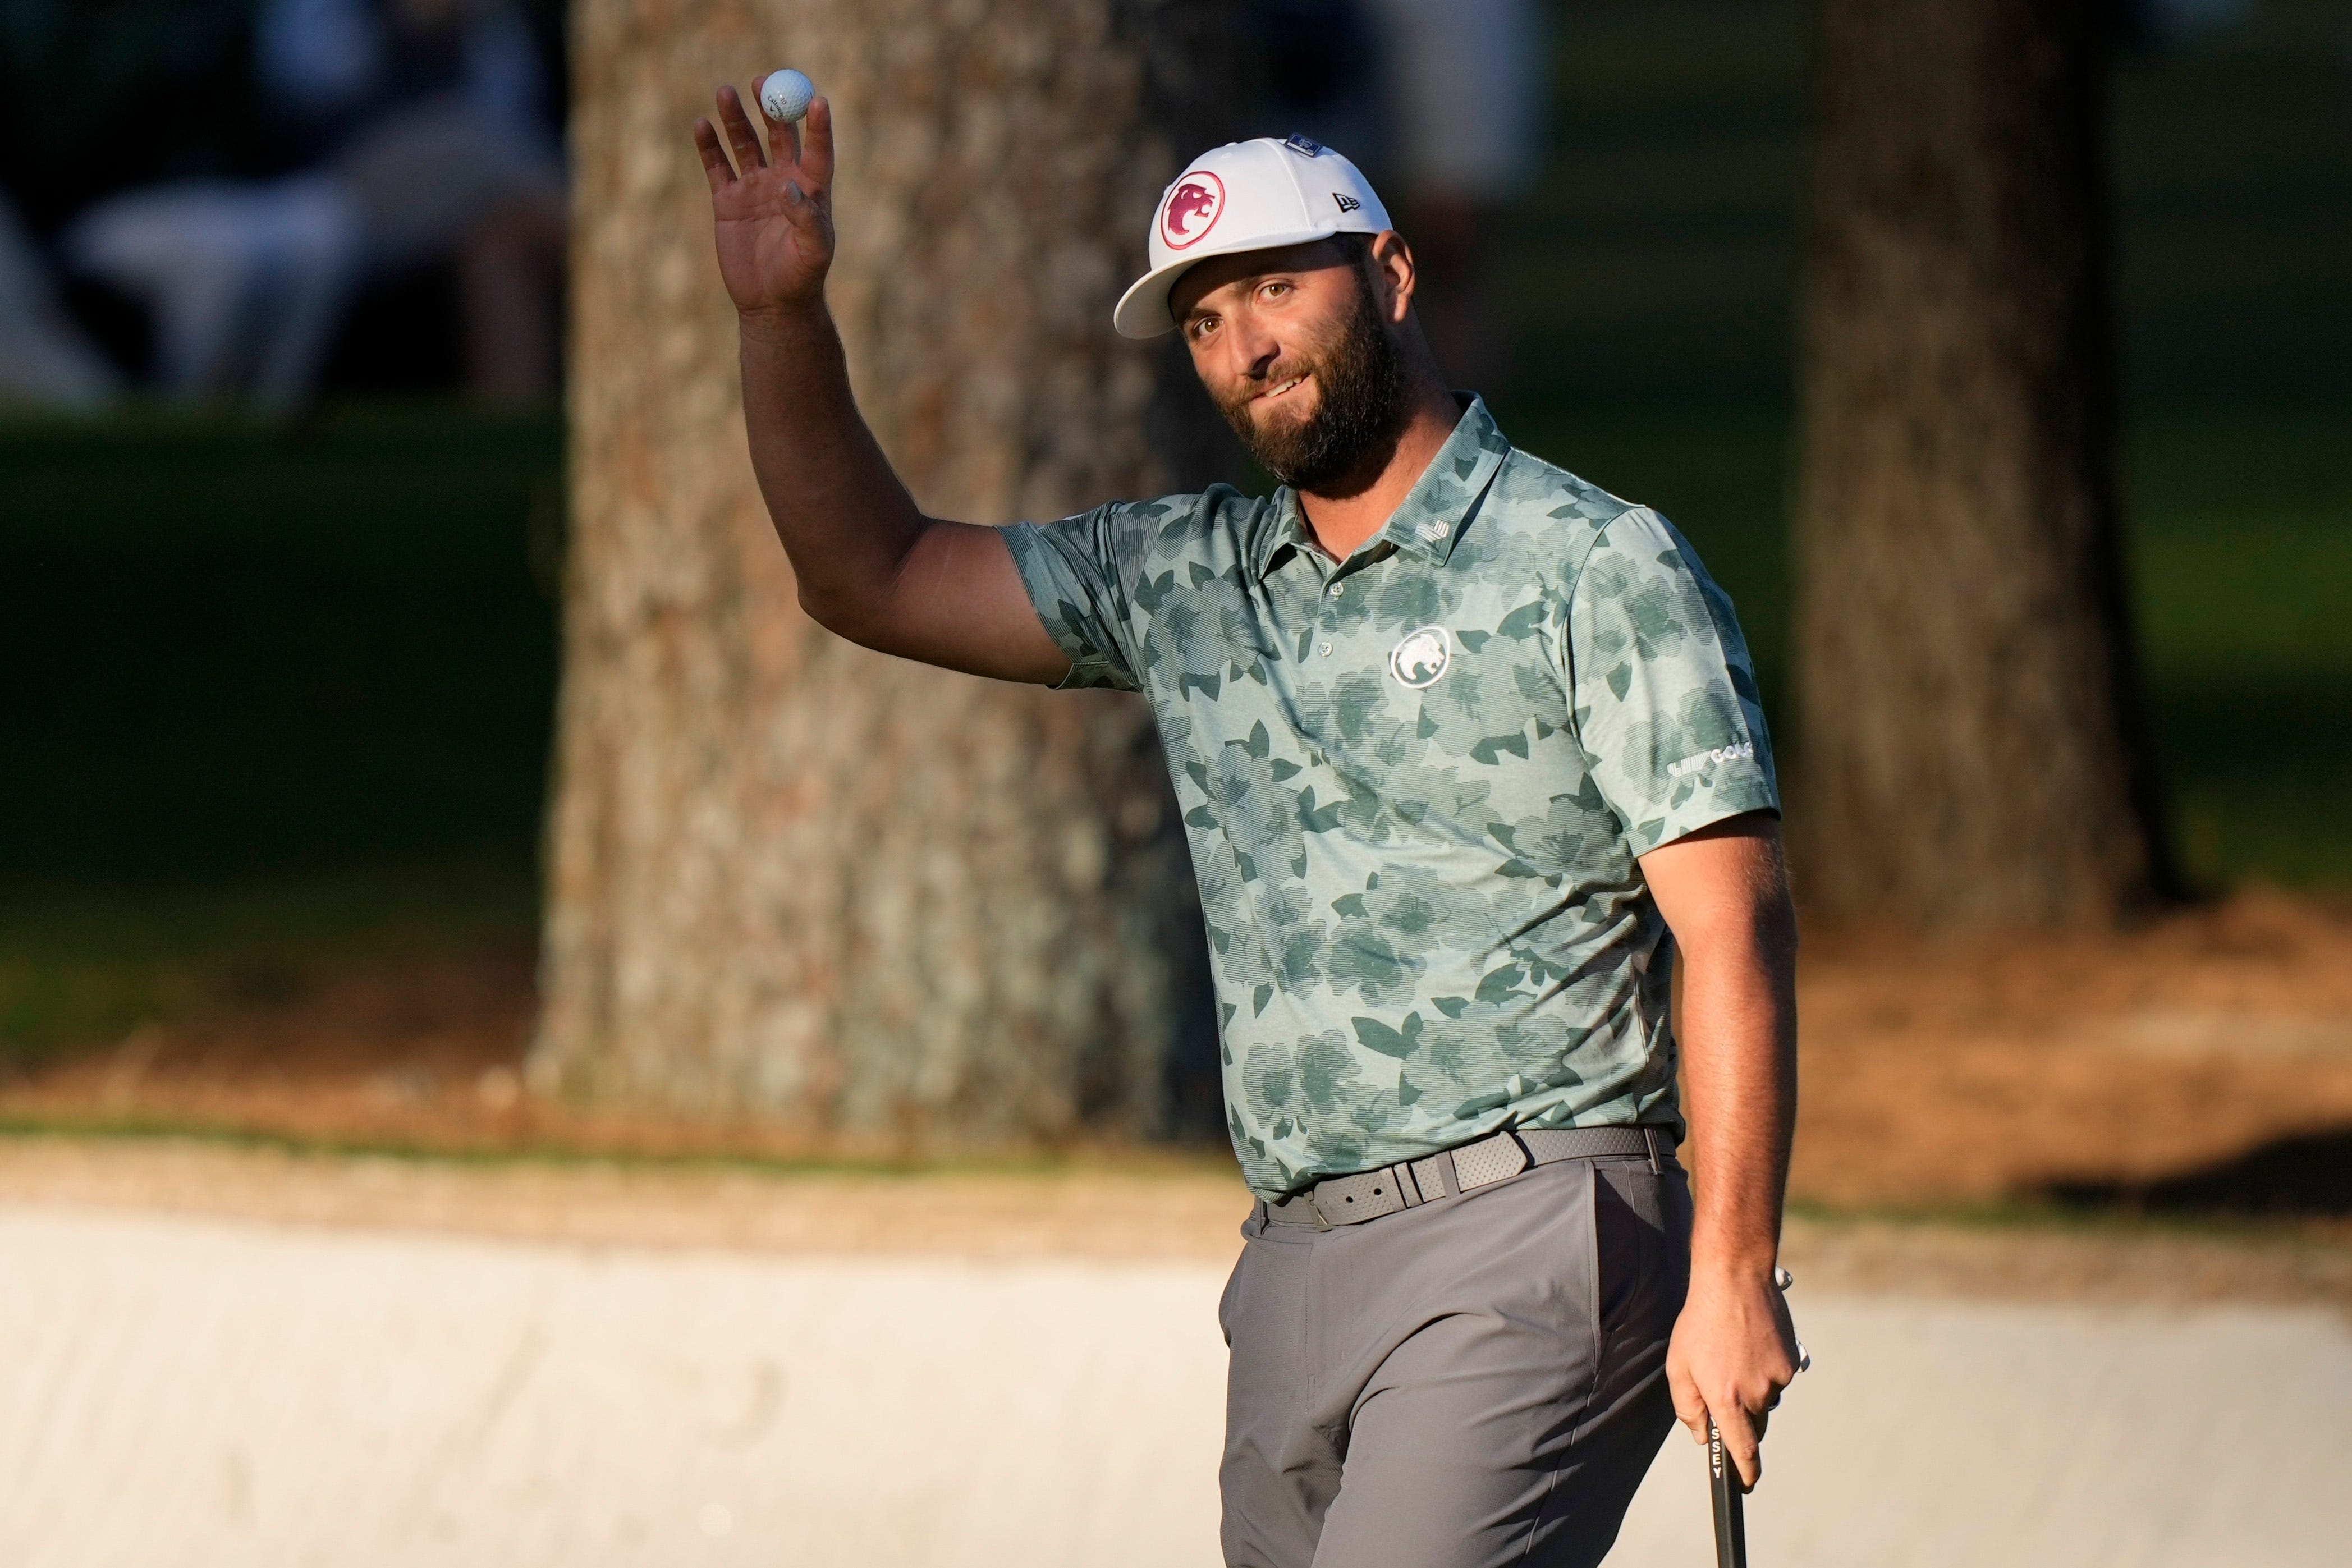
left=794, top=578, right=864, bottom=638
left=794, top=578, right=843, bottom=630
left=789, top=524, right=928, bottom=647
left=795, top=579, right=897, bottom=653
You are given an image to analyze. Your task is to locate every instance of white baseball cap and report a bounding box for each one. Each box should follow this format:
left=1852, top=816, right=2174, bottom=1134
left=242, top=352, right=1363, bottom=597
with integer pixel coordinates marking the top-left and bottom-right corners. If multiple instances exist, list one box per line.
left=1112, top=134, right=1393, bottom=340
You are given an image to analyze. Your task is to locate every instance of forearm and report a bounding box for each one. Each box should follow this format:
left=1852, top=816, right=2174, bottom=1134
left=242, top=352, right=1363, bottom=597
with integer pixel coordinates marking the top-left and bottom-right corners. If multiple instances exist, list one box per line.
left=1677, top=910, right=1797, bottom=1279
left=1640, top=813, right=1800, bottom=1481
left=736, top=303, right=932, bottom=634
left=698, top=87, right=1065, bottom=683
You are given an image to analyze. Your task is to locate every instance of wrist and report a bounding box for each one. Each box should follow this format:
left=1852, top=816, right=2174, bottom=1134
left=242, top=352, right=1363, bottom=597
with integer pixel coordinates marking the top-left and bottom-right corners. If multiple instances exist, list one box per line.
left=1688, top=1234, right=1781, bottom=1287
left=737, top=300, right=829, bottom=347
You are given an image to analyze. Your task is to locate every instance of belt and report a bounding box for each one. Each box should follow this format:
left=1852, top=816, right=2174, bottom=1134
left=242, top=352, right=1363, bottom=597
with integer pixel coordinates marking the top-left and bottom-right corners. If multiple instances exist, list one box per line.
left=1264, top=1125, right=1674, bottom=1230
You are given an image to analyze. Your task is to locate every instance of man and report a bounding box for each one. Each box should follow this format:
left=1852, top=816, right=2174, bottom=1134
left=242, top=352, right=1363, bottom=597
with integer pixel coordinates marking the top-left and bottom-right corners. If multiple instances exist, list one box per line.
left=694, top=88, right=1800, bottom=1568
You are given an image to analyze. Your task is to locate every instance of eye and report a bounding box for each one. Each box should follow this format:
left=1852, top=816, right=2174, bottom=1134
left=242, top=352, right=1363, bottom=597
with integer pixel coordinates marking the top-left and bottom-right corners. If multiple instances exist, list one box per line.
left=1260, top=279, right=1292, bottom=301
left=1189, top=316, right=1218, bottom=342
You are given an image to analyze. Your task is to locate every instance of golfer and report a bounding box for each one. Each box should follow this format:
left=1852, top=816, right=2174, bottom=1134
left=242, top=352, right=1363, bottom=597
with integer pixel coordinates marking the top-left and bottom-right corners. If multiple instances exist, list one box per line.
left=694, top=88, right=1800, bottom=1568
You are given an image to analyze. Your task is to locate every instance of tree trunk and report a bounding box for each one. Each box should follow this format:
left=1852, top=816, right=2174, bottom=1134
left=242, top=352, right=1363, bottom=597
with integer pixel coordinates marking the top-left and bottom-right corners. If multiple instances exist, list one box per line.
left=534, top=0, right=1238, bottom=1140
left=1794, top=0, right=2174, bottom=928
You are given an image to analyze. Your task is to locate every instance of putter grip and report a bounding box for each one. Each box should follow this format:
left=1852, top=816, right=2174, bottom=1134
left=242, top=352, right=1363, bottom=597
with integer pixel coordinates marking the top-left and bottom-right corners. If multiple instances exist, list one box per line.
left=1708, top=1416, right=1748, bottom=1568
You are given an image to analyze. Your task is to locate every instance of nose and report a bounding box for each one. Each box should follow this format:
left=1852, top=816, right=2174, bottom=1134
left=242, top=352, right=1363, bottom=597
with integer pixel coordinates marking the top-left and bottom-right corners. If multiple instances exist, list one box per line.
left=1226, top=314, right=1282, bottom=386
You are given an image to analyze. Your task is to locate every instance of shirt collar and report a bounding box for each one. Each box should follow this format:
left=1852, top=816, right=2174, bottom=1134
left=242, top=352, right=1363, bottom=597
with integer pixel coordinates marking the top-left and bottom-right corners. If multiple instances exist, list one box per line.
left=1249, top=395, right=1511, bottom=581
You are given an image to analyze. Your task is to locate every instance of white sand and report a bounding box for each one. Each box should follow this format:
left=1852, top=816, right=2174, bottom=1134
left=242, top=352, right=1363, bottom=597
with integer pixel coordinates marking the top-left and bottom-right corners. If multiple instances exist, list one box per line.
left=2, top=1204, right=2346, bottom=1567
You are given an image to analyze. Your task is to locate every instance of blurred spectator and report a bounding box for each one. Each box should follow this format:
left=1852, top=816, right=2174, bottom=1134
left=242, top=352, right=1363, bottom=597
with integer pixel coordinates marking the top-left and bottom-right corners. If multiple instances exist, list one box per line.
left=62, top=173, right=363, bottom=409
left=0, top=190, right=119, bottom=407
left=1255, top=0, right=1544, bottom=397
left=41, top=0, right=563, bottom=410
left=258, top=0, right=567, bottom=404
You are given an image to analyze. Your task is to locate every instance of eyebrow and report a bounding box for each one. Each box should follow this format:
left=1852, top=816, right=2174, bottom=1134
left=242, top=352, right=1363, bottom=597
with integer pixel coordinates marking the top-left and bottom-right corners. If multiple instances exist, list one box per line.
left=1189, top=270, right=1287, bottom=312
left=1180, top=260, right=1319, bottom=328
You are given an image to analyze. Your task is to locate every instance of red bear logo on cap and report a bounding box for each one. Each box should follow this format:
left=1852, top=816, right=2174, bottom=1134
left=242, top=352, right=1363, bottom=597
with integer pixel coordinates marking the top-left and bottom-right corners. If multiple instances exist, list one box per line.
left=1161, top=173, right=1225, bottom=250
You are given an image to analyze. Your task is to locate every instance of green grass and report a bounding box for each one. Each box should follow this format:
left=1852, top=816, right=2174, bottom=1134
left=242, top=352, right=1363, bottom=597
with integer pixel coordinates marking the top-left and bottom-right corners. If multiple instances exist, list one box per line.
left=0, top=405, right=560, bottom=1057
left=0, top=863, right=538, bottom=1066
left=2129, top=412, right=2352, bottom=888
left=1497, top=0, right=2352, bottom=415
left=0, top=405, right=562, bottom=884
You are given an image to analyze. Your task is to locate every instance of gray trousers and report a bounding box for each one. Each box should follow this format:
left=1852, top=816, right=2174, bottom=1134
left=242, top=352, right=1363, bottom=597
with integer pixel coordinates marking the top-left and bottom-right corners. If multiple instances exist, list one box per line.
left=1218, top=1153, right=1692, bottom=1568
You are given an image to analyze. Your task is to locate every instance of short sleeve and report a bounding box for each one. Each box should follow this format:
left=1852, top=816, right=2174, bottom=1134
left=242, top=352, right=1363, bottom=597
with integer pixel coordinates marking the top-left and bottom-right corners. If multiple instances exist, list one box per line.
left=1565, top=506, right=1780, bottom=851
left=1002, top=507, right=1142, bottom=693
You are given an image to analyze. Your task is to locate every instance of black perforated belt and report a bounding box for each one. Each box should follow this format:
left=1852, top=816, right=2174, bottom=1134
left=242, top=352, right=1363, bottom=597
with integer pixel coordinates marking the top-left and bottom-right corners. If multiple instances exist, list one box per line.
left=1264, top=1125, right=1674, bottom=1229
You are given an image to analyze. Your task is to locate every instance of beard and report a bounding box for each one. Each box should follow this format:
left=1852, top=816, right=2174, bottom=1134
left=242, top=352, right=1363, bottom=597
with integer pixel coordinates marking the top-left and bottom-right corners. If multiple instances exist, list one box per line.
left=1212, top=273, right=1411, bottom=493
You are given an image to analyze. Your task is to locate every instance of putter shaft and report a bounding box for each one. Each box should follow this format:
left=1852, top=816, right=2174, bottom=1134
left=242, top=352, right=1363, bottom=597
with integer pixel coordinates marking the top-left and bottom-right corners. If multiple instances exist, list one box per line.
left=1708, top=1416, right=1747, bottom=1568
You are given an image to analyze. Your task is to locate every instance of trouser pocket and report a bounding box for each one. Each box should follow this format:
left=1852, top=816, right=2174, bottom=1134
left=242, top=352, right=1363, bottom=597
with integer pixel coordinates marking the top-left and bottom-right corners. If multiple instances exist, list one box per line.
left=1592, top=1157, right=1686, bottom=1341
left=1224, top=1225, right=1312, bottom=1409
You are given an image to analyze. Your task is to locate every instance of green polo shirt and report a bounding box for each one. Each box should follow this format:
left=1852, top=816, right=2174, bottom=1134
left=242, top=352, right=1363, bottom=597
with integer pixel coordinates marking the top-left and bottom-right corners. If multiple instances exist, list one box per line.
left=1005, top=398, right=1778, bottom=1199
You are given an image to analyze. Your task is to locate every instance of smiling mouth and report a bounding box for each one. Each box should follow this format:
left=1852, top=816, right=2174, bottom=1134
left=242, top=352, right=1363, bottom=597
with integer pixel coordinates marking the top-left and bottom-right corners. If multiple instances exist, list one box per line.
left=1255, top=374, right=1309, bottom=404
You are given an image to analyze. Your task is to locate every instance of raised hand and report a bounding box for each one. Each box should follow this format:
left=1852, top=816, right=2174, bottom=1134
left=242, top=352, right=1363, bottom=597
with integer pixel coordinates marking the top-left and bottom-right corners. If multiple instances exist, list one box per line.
left=697, top=75, right=1069, bottom=686
left=693, top=82, right=836, bottom=321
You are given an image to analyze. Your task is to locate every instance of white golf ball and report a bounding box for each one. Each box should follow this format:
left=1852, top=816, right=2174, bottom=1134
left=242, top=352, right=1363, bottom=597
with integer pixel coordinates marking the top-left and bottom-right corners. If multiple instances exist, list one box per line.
left=758, top=68, right=814, bottom=123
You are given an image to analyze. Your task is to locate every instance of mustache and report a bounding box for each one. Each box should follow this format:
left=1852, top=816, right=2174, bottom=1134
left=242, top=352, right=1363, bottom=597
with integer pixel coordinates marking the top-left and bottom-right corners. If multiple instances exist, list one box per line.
left=1217, top=360, right=1316, bottom=421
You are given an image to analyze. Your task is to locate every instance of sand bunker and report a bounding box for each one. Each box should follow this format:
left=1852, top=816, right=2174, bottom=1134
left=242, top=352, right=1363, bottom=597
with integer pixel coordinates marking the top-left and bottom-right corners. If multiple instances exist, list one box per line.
left=2, top=1202, right=2346, bottom=1566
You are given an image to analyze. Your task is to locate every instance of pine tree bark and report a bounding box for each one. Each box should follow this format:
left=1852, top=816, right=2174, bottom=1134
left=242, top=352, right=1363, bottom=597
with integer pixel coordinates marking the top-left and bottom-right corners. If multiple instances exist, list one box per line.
left=534, top=0, right=1238, bottom=1138
left=1794, top=0, right=2173, bottom=929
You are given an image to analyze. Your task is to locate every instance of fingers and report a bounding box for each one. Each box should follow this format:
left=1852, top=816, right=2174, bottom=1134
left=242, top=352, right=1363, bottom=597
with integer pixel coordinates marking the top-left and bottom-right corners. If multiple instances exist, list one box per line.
left=759, top=83, right=802, bottom=168
left=1714, top=1400, right=1765, bottom=1491
left=800, top=97, right=836, bottom=191
left=714, top=83, right=768, bottom=172
left=693, top=118, right=737, bottom=192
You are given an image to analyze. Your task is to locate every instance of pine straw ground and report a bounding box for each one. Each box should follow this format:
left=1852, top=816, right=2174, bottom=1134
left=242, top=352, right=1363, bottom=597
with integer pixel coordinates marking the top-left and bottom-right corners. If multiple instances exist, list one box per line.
left=3, top=891, right=2350, bottom=1240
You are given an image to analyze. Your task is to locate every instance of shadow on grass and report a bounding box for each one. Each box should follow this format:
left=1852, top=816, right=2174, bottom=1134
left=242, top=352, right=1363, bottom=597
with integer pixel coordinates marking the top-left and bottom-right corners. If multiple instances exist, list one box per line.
left=2047, top=1129, right=2352, bottom=1218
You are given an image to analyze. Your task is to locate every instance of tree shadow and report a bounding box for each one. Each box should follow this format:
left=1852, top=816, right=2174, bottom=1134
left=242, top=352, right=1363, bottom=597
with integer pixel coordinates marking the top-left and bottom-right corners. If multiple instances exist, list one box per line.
left=2046, top=1129, right=2352, bottom=1218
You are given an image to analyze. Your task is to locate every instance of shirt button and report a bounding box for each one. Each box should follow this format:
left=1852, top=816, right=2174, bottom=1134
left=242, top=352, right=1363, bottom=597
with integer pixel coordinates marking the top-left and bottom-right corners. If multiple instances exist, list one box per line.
left=1319, top=641, right=1333, bottom=657
left=1327, top=582, right=1343, bottom=598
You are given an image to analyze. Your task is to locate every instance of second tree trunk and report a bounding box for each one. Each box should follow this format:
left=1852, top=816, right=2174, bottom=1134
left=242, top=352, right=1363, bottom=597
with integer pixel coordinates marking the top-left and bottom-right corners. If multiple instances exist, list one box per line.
left=1794, top=0, right=2172, bottom=928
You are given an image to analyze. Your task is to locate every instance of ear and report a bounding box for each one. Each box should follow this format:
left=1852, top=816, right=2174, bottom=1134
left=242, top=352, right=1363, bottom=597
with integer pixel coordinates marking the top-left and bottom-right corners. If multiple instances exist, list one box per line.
left=1367, top=231, right=1417, bottom=325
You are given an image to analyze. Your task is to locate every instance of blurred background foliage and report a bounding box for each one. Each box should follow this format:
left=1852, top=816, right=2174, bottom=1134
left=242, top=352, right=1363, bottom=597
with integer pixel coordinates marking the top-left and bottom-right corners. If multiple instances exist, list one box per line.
left=2, top=0, right=2346, bottom=1061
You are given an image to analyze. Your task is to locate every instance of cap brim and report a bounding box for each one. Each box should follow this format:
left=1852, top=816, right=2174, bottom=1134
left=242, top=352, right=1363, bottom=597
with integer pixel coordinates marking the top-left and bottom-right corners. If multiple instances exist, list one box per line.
left=1111, top=224, right=1355, bottom=339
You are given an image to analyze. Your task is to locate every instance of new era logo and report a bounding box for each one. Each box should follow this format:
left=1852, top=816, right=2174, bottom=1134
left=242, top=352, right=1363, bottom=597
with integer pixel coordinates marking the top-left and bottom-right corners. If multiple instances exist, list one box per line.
left=1334, top=193, right=1361, bottom=214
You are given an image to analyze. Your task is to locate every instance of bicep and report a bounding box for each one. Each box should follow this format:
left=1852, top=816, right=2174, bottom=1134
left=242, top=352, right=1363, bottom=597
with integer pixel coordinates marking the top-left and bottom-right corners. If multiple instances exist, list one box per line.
left=836, top=520, right=1072, bottom=685
left=1637, top=812, right=1795, bottom=955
